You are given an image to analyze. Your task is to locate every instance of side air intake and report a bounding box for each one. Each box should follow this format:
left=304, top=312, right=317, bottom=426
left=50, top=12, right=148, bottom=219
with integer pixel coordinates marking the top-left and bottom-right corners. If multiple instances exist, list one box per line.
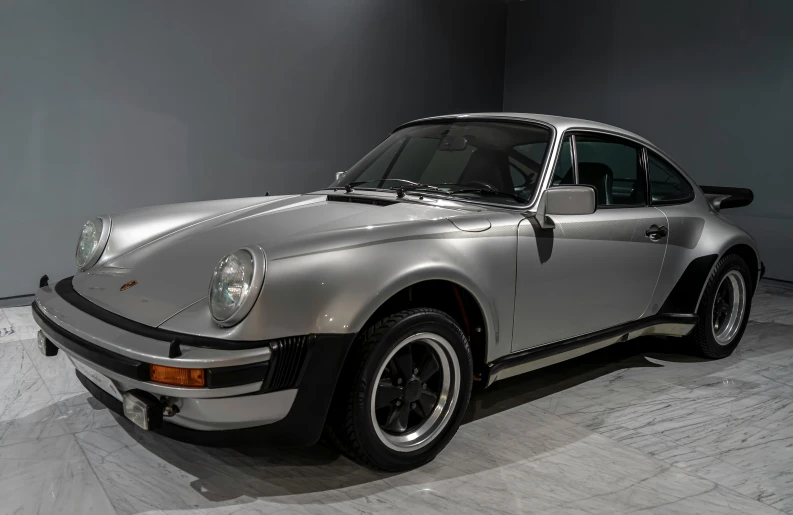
left=264, top=336, right=309, bottom=391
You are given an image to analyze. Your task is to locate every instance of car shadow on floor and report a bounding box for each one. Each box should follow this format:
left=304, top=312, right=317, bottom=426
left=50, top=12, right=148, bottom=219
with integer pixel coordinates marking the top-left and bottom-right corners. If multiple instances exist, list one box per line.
left=464, top=334, right=705, bottom=424
left=103, top=335, right=717, bottom=505
left=2, top=333, right=739, bottom=512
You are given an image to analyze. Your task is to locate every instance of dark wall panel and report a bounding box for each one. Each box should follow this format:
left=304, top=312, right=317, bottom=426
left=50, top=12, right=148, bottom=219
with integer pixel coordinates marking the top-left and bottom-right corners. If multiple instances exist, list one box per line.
left=0, top=0, right=507, bottom=297
left=504, top=0, right=793, bottom=281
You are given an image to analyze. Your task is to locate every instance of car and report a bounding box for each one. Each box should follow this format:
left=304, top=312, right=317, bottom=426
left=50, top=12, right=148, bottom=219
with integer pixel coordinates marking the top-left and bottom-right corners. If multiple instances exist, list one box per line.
left=33, top=113, right=761, bottom=471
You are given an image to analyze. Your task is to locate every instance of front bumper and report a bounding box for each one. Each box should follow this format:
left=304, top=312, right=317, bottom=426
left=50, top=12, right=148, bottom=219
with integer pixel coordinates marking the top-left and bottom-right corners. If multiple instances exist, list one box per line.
left=33, top=278, right=355, bottom=445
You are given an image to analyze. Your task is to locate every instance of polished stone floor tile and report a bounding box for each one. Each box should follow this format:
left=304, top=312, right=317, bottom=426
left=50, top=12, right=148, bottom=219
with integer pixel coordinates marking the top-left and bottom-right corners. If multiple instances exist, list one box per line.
left=1, top=307, right=38, bottom=342
left=0, top=285, right=792, bottom=513
left=57, top=392, right=120, bottom=433
left=2, top=306, right=35, bottom=327
left=21, top=336, right=86, bottom=398
left=735, top=322, right=793, bottom=368
left=0, top=434, right=117, bottom=514
left=515, top=319, right=793, bottom=513
left=0, top=326, right=17, bottom=344
left=0, top=306, right=37, bottom=344
left=68, top=404, right=783, bottom=515
left=0, top=343, right=55, bottom=424
left=752, top=283, right=793, bottom=326
left=0, top=310, right=9, bottom=331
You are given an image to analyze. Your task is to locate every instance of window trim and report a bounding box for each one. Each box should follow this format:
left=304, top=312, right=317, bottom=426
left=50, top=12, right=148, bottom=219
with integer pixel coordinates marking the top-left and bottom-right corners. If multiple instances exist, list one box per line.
left=641, top=147, right=651, bottom=206
left=548, top=134, right=574, bottom=187
left=565, top=130, right=649, bottom=209
left=570, top=134, right=579, bottom=184
left=377, top=136, right=410, bottom=188
left=645, top=148, right=696, bottom=206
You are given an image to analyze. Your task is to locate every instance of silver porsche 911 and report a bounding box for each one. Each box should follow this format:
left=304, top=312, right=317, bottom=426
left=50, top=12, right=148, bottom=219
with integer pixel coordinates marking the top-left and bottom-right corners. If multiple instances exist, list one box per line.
left=33, top=113, right=761, bottom=471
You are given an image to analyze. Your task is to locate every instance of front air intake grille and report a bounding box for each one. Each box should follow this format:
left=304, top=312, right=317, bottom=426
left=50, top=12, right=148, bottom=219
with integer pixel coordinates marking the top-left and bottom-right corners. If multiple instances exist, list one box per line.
left=264, top=336, right=309, bottom=391
left=326, top=195, right=397, bottom=206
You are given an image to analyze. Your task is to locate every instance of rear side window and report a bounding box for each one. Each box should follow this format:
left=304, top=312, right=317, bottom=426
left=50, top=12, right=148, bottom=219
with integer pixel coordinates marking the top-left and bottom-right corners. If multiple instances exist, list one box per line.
left=647, top=151, right=694, bottom=204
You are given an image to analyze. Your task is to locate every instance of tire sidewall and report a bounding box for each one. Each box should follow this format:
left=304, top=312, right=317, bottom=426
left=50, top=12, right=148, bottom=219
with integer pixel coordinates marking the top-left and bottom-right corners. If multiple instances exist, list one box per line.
left=351, top=311, right=472, bottom=470
left=699, top=255, right=752, bottom=357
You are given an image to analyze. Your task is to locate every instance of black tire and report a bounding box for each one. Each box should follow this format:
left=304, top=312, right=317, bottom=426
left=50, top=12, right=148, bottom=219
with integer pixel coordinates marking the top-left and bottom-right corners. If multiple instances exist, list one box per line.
left=326, top=308, right=473, bottom=471
left=691, top=254, right=753, bottom=358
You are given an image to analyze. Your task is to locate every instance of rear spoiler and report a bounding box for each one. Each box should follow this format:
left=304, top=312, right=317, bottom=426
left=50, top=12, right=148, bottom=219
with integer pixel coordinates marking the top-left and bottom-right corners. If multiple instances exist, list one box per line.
left=700, top=185, right=753, bottom=210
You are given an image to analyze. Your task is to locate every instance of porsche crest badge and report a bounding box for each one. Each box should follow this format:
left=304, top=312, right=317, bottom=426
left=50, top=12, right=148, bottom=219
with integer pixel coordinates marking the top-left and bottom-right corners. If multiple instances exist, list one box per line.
left=120, top=280, right=138, bottom=292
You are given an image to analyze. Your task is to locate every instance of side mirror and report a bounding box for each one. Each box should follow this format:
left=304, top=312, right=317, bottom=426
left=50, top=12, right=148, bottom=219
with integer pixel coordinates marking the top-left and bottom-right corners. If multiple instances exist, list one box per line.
left=335, top=171, right=347, bottom=182
left=535, top=185, right=597, bottom=229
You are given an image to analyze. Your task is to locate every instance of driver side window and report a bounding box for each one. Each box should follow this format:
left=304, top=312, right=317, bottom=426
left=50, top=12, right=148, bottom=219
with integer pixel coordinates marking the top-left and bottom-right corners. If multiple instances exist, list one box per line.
left=573, top=134, right=646, bottom=207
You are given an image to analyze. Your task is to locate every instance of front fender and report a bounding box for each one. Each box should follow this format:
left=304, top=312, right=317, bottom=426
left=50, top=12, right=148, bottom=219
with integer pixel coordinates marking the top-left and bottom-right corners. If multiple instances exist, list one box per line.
left=161, top=216, right=520, bottom=362
left=344, top=263, right=496, bottom=339
left=261, top=225, right=517, bottom=361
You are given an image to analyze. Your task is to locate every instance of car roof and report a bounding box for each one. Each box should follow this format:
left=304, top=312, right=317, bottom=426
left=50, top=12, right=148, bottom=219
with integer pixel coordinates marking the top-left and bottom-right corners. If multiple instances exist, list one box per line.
left=397, top=112, right=654, bottom=148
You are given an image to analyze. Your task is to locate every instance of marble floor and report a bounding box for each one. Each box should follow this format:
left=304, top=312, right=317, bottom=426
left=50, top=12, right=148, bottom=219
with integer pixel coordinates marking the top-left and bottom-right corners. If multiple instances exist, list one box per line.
left=2, top=282, right=793, bottom=514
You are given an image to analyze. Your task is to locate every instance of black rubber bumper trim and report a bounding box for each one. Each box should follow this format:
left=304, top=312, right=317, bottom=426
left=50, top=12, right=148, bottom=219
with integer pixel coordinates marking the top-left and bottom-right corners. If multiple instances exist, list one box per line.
left=76, top=333, right=357, bottom=447
left=54, top=276, right=269, bottom=350
left=76, top=368, right=125, bottom=414
left=33, top=301, right=150, bottom=381
left=483, top=314, right=698, bottom=386
left=205, top=362, right=269, bottom=389
left=34, top=301, right=268, bottom=389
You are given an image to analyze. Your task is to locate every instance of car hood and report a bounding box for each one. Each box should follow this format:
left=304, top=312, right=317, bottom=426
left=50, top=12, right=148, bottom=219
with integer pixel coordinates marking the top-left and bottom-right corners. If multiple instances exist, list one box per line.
left=72, top=192, right=479, bottom=327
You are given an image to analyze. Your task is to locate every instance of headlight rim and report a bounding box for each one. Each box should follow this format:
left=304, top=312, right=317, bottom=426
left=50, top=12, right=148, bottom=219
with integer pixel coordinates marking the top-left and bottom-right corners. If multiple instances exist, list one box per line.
left=209, top=245, right=266, bottom=328
left=75, top=215, right=112, bottom=271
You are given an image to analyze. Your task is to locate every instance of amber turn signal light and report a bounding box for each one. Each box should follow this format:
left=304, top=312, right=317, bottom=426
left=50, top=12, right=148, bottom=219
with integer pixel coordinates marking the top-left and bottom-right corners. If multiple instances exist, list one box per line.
left=150, top=364, right=205, bottom=387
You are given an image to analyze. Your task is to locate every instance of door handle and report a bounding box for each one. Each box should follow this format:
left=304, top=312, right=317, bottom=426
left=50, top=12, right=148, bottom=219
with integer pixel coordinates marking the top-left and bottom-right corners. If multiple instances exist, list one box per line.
left=645, top=225, right=668, bottom=241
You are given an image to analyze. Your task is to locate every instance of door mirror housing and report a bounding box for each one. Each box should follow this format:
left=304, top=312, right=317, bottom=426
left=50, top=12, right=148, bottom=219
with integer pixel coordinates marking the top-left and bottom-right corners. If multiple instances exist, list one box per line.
left=535, top=185, right=597, bottom=229
left=335, top=171, right=347, bottom=183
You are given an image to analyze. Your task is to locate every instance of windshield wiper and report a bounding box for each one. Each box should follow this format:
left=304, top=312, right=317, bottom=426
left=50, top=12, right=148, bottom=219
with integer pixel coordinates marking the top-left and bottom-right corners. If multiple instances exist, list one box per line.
left=341, top=180, right=527, bottom=203
left=336, top=179, right=448, bottom=198
left=449, top=188, right=529, bottom=204
left=341, top=179, right=446, bottom=197
left=388, top=182, right=455, bottom=199
left=346, top=179, right=432, bottom=190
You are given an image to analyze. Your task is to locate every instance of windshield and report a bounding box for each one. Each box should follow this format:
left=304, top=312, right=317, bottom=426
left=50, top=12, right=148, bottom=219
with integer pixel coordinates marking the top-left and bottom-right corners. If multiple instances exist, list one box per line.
left=334, top=120, right=552, bottom=205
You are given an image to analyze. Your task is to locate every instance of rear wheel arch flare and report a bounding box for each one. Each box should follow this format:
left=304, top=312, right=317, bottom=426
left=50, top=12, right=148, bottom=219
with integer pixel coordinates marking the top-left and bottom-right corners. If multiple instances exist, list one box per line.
left=658, top=244, right=759, bottom=316
left=693, top=244, right=760, bottom=313
left=723, top=244, right=759, bottom=292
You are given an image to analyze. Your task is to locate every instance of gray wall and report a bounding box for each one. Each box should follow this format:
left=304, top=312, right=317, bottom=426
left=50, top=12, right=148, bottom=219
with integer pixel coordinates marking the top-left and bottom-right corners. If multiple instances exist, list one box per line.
left=0, top=0, right=507, bottom=298
left=504, top=0, right=793, bottom=281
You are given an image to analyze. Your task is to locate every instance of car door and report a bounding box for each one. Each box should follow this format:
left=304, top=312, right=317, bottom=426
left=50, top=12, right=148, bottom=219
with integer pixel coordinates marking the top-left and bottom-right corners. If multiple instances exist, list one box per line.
left=512, top=132, right=669, bottom=351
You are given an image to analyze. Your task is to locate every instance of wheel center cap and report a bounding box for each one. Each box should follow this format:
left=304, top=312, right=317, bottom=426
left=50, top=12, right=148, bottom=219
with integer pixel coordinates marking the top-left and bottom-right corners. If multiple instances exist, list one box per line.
left=405, top=380, right=422, bottom=402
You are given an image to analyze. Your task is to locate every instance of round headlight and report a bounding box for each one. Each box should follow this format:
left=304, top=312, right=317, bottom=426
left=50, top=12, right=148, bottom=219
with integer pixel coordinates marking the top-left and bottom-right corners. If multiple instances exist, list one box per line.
left=75, top=217, right=110, bottom=270
left=209, top=247, right=265, bottom=327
